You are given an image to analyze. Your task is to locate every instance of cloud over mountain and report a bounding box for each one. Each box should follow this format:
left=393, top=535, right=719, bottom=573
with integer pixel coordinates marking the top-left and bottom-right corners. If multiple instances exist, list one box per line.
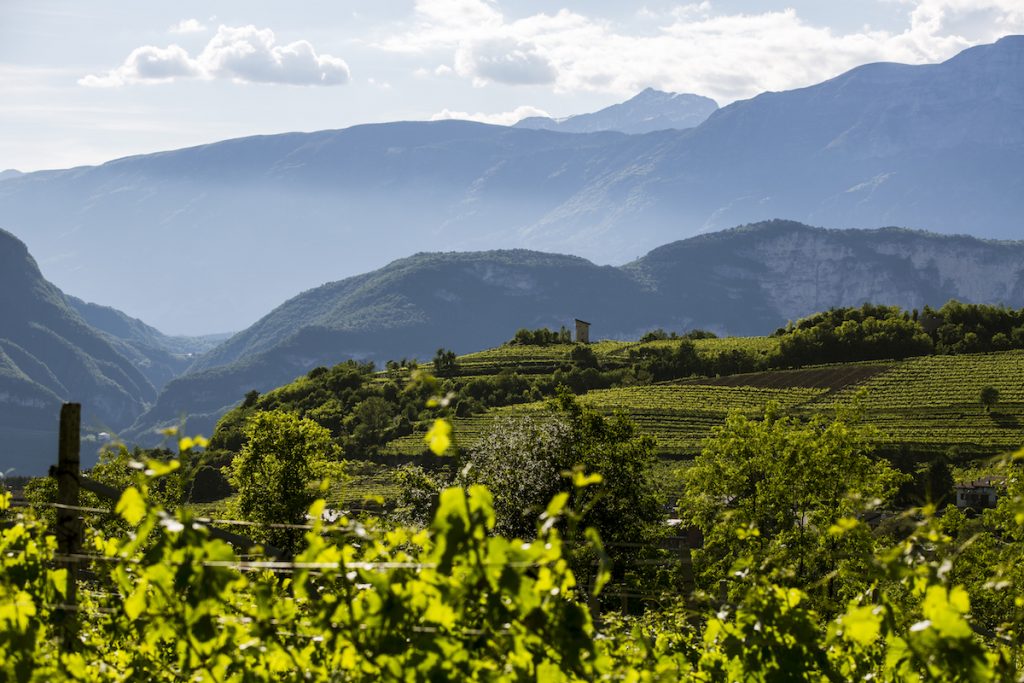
left=455, top=37, right=557, bottom=86
left=80, top=25, right=350, bottom=87
left=385, top=0, right=1024, bottom=103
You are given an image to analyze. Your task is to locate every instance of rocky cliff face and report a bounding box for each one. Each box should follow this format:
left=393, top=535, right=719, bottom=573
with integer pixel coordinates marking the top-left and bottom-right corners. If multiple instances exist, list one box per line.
left=624, top=221, right=1024, bottom=331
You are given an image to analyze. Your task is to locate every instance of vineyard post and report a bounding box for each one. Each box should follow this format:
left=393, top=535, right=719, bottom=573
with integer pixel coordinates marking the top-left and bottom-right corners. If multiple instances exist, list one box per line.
left=55, top=403, right=81, bottom=651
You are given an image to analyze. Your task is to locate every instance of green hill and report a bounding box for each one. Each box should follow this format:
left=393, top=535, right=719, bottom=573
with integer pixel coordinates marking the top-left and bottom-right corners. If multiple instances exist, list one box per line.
left=0, top=228, right=212, bottom=474
left=200, top=309, right=1024, bottom=509
left=129, top=221, right=1024, bottom=445
left=383, top=351, right=1024, bottom=460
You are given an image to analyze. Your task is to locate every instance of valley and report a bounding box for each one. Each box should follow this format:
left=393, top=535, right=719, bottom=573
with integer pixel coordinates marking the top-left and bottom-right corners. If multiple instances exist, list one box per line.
left=3, top=24, right=1024, bottom=679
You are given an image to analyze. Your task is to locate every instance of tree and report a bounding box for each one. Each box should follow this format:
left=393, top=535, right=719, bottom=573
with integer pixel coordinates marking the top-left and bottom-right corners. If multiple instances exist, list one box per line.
left=680, top=406, right=905, bottom=607
left=925, top=455, right=955, bottom=507
left=980, top=385, right=1000, bottom=413
left=569, top=344, right=600, bottom=370
left=458, top=391, right=663, bottom=556
left=346, top=395, right=395, bottom=454
left=457, top=415, right=572, bottom=538
left=433, top=347, right=458, bottom=376
left=228, top=410, right=338, bottom=554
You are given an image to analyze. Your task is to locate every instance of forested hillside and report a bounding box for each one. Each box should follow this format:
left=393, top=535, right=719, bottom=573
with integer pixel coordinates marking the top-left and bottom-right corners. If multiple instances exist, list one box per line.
left=0, top=229, right=216, bottom=474
left=127, top=221, right=1024, bottom=445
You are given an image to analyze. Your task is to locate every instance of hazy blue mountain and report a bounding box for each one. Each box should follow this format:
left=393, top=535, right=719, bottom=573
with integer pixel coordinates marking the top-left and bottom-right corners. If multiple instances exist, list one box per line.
left=0, top=170, right=22, bottom=181
left=65, top=296, right=231, bottom=392
left=125, top=220, right=1024, bottom=445
left=0, top=37, right=1021, bottom=334
left=0, top=228, right=164, bottom=474
left=514, top=89, right=718, bottom=134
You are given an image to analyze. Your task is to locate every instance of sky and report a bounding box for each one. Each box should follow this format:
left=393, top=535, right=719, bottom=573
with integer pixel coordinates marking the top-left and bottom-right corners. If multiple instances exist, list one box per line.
left=2, top=0, right=1023, bottom=172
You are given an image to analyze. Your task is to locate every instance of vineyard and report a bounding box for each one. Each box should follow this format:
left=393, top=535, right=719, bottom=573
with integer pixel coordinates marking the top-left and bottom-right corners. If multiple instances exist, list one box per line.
left=385, top=349, right=1024, bottom=459
left=9, top=338, right=1024, bottom=679
left=455, top=336, right=779, bottom=376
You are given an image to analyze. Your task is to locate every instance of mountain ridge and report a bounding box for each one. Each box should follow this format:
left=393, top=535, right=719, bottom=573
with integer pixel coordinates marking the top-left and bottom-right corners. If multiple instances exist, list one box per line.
left=1, top=37, right=1021, bottom=334
left=124, top=219, right=1024, bottom=447
left=515, top=88, right=718, bottom=134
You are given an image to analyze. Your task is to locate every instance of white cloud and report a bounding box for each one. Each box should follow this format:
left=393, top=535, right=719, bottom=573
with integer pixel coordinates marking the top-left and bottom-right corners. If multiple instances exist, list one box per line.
left=430, top=104, right=550, bottom=125
left=197, top=25, right=350, bottom=85
left=79, top=45, right=201, bottom=87
left=380, top=0, right=1024, bottom=103
left=169, top=18, right=207, bottom=34
left=80, top=25, right=350, bottom=87
left=455, top=37, right=556, bottom=85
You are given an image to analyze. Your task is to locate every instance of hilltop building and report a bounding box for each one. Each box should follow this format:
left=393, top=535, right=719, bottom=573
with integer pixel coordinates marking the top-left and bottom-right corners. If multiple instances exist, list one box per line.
left=575, top=319, right=591, bottom=344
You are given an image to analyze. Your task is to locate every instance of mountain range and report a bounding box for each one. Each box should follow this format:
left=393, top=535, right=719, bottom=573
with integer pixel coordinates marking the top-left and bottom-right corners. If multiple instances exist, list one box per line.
left=122, top=220, right=1024, bottom=453
left=7, top=218, right=1024, bottom=473
left=0, top=37, right=1021, bottom=334
left=514, top=89, right=718, bottom=134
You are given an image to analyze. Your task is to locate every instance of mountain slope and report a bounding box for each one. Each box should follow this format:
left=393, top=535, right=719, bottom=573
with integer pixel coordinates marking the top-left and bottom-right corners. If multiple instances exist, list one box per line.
left=0, top=38, right=1021, bottom=334
left=127, top=220, right=1024, bottom=445
left=0, top=228, right=172, bottom=474
left=514, top=89, right=718, bottom=134
left=66, top=296, right=230, bottom=390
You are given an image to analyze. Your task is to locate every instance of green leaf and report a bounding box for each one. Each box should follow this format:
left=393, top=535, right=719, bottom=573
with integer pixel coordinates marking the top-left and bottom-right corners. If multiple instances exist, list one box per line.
left=116, top=486, right=147, bottom=526
left=144, top=459, right=180, bottom=477
left=49, top=568, right=68, bottom=599
left=125, top=582, right=148, bottom=621
left=571, top=471, right=603, bottom=488
left=842, top=605, right=881, bottom=646
left=544, top=492, right=569, bottom=519
left=425, top=419, right=453, bottom=455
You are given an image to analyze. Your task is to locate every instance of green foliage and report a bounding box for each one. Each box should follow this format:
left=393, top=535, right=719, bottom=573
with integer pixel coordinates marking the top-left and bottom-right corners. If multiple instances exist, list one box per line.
left=457, top=415, right=573, bottom=538
left=7, top=420, right=1024, bottom=679
left=0, top=449, right=604, bottom=681
left=776, top=303, right=934, bottom=366
left=981, top=385, right=1001, bottom=412
left=227, top=410, right=339, bottom=554
left=456, top=392, right=664, bottom=558
left=432, top=347, right=458, bottom=376
left=508, top=326, right=572, bottom=346
left=681, top=407, right=907, bottom=609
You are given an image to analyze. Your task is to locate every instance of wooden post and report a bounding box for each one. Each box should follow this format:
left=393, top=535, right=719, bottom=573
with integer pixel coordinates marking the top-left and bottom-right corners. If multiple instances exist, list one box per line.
left=55, top=403, right=81, bottom=651
left=587, top=570, right=600, bottom=626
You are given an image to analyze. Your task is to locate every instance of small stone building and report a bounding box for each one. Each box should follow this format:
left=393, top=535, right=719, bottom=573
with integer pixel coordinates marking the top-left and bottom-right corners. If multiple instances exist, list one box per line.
left=575, top=319, right=591, bottom=344
left=954, top=476, right=1003, bottom=510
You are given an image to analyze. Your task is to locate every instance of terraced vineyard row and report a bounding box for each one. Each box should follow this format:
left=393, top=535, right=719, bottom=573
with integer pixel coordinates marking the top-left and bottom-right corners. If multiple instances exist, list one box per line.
left=455, top=336, right=777, bottom=376
left=687, top=362, right=892, bottom=391
left=820, top=351, right=1024, bottom=410
left=385, top=383, right=826, bottom=457
left=388, top=349, right=1024, bottom=460
left=860, top=408, right=1024, bottom=452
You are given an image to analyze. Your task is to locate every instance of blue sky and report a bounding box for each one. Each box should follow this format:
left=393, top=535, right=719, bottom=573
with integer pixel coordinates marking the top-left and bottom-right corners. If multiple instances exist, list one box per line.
left=2, top=0, right=1021, bottom=171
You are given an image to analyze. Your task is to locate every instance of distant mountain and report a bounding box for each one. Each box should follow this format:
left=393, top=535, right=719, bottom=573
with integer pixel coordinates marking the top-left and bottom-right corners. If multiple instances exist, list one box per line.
left=126, top=220, right=1024, bottom=445
left=514, top=89, right=718, bottom=134
left=0, top=229, right=226, bottom=473
left=67, top=296, right=230, bottom=391
left=0, top=37, right=1022, bottom=334
left=0, top=229, right=162, bottom=474
left=0, top=170, right=22, bottom=181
